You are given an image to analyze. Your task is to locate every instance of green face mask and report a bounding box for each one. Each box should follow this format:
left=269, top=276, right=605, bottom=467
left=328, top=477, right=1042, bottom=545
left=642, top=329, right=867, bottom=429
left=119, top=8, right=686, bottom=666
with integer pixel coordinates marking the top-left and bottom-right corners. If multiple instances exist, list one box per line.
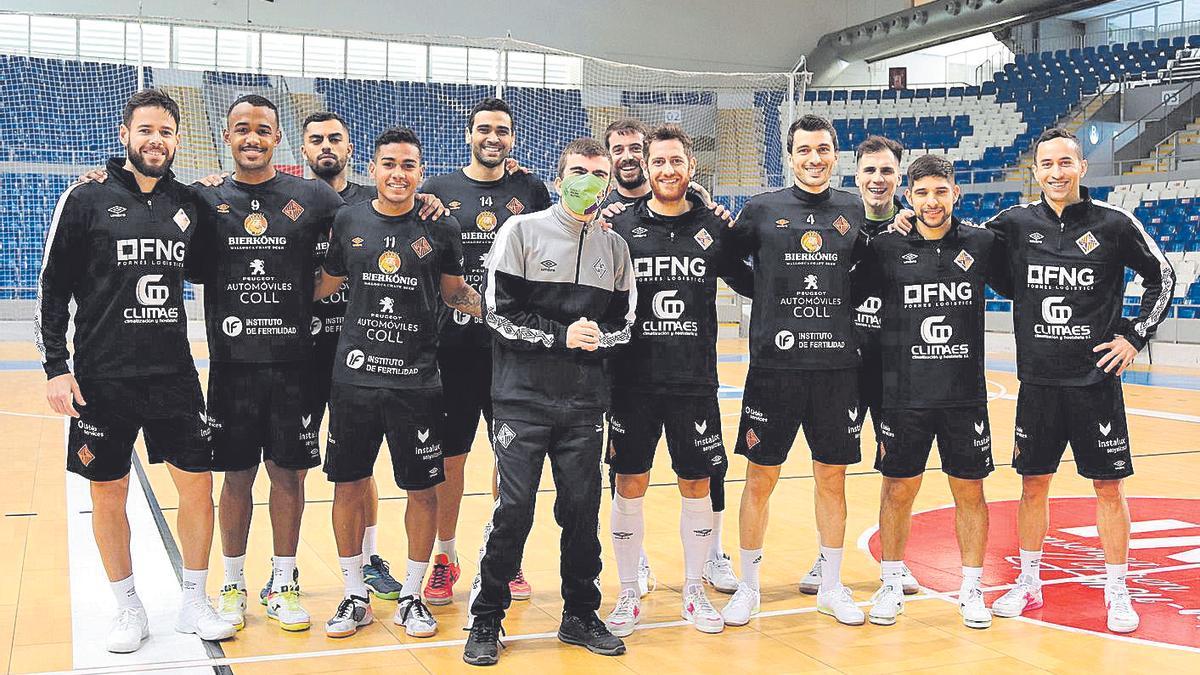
left=560, top=172, right=609, bottom=216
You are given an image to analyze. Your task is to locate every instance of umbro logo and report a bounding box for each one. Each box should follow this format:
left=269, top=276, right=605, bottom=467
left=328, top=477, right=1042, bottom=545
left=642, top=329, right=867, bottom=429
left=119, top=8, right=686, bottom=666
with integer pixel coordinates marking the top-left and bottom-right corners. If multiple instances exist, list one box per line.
left=693, top=528, right=713, bottom=537
left=901, top=253, right=918, bottom=265
left=1028, top=232, right=1045, bottom=244
left=694, top=420, right=707, bottom=435
left=107, top=205, right=127, bottom=218
left=613, top=531, right=633, bottom=540
left=631, top=226, right=649, bottom=238
left=540, top=259, right=557, bottom=271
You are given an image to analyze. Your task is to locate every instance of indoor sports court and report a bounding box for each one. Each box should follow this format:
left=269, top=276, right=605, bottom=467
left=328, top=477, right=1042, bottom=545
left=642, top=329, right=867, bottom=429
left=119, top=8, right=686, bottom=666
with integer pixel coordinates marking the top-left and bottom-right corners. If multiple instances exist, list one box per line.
left=1, top=1, right=1200, bottom=673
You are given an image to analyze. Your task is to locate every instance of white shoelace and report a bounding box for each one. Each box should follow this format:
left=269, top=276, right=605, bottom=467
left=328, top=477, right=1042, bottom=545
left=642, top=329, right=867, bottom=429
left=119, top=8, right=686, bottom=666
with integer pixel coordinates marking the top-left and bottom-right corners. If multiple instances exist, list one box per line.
left=688, top=589, right=718, bottom=617
left=115, top=606, right=143, bottom=630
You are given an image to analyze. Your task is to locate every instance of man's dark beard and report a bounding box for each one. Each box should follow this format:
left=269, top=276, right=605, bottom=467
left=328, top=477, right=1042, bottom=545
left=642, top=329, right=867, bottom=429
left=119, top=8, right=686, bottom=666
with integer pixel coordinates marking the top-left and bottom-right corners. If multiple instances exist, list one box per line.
left=126, top=143, right=173, bottom=178
left=615, top=162, right=646, bottom=190
left=311, top=157, right=345, bottom=179
left=472, top=144, right=506, bottom=169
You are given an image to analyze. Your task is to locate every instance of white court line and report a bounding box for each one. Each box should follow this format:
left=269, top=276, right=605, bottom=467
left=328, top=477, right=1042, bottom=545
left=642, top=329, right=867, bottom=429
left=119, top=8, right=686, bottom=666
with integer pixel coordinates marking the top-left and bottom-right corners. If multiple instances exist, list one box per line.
left=1, top=409, right=62, bottom=419
left=64, top=418, right=213, bottom=674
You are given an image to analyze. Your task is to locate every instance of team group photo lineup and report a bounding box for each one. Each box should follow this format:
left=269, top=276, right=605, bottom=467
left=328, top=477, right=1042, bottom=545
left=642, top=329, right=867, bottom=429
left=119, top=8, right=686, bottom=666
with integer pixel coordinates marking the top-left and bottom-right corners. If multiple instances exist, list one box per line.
left=12, top=1, right=1200, bottom=672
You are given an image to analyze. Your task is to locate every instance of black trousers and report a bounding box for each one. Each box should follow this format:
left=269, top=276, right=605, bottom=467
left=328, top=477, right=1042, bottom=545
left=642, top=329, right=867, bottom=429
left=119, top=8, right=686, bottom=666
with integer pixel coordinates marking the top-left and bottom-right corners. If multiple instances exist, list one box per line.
left=470, top=416, right=604, bottom=619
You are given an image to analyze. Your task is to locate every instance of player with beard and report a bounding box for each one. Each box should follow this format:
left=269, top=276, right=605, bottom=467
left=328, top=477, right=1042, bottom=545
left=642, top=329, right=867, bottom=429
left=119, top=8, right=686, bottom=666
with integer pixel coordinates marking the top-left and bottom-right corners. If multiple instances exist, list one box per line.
left=315, top=126, right=478, bottom=639
left=419, top=98, right=551, bottom=606
left=37, top=89, right=235, bottom=652
left=722, top=115, right=869, bottom=628
left=603, top=125, right=754, bottom=637
left=187, top=94, right=344, bottom=634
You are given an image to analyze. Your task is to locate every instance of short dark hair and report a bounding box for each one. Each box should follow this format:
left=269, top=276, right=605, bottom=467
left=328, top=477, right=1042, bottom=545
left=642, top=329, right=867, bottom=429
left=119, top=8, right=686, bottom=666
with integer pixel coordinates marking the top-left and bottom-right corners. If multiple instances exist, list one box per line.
left=603, top=118, right=650, bottom=150
left=1032, top=127, right=1083, bottom=159
left=907, top=154, right=955, bottom=184
left=374, top=126, right=423, bottom=160
left=856, top=135, right=903, bottom=164
left=467, top=97, right=514, bottom=131
left=301, top=111, right=349, bottom=135
left=645, top=124, right=693, bottom=156
left=226, top=93, right=279, bottom=123
left=557, top=137, right=609, bottom=178
left=122, top=88, right=180, bottom=128
left=787, top=114, right=838, bottom=153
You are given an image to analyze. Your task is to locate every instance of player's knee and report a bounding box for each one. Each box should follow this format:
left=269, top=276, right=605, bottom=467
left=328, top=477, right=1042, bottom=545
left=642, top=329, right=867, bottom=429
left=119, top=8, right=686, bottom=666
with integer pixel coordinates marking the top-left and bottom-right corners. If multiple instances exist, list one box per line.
left=1093, top=479, right=1125, bottom=502
left=678, top=477, right=709, bottom=499
left=615, top=473, right=649, bottom=498
left=1020, top=474, right=1052, bottom=499
left=90, top=475, right=130, bottom=505
left=407, top=486, right=438, bottom=508
left=881, top=477, right=919, bottom=503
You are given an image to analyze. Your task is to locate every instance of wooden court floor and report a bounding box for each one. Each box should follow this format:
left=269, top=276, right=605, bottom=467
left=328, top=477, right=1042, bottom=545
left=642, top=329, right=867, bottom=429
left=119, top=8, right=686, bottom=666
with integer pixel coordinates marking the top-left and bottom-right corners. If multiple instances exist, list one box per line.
left=1, top=338, right=1198, bottom=674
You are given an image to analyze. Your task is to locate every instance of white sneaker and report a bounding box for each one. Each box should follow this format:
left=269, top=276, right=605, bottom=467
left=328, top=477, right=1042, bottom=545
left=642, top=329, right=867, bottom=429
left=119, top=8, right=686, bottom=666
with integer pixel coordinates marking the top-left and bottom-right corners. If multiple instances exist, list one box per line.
left=816, top=585, right=865, bottom=626
left=1105, top=586, right=1140, bottom=633
left=991, top=574, right=1043, bottom=618
left=107, top=606, right=149, bottom=653
left=216, top=583, right=247, bottom=631
left=959, top=586, right=992, bottom=629
left=682, top=584, right=725, bottom=634
left=176, top=597, right=237, bottom=641
left=899, top=564, right=920, bottom=595
left=721, top=582, right=761, bottom=626
left=637, top=556, right=656, bottom=597
left=394, top=595, right=437, bottom=637
left=798, top=557, right=822, bottom=595
left=605, top=588, right=641, bottom=637
left=266, top=585, right=310, bottom=632
left=326, top=595, right=373, bottom=638
left=868, top=583, right=904, bottom=626
left=703, top=554, right=739, bottom=594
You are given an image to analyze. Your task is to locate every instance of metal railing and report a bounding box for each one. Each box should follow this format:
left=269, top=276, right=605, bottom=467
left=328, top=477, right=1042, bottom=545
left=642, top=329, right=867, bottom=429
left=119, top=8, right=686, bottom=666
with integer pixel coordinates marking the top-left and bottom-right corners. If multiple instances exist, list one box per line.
left=1111, top=79, right=1200, bottom=174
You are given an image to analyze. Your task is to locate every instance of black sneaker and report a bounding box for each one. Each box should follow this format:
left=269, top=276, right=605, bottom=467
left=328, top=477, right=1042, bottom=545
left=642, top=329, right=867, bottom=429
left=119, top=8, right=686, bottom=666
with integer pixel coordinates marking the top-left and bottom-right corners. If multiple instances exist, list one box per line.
left=463, top=614, right=504, bottom=666
left=557, top=611, right=626, bottom=656
left=260, top=563, right=300, bottom=606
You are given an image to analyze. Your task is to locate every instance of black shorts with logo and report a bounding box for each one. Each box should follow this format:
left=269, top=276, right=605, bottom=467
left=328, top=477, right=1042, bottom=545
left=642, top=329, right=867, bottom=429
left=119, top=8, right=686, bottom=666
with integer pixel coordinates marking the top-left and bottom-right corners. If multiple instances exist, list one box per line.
left=206, top=362, right=320, bottom=472
left=68, top=372, right=211, bottom=482
left=324, top=384, right=445, bottom=490
left=1014, top=378, right=1133, bottom=480
left=304, top=338, right=338, bottom=430
left=437, top=343, right=492, bottom=457
left=734, top=367, right=862, bottom=467
left=875, top=405, right=994, bottom=479
left=606, top=391, right=727, bottom=481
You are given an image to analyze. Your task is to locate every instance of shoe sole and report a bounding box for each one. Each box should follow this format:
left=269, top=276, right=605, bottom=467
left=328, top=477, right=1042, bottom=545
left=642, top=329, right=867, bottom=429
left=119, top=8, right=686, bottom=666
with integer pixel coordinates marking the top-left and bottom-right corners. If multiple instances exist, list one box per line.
left=557, top=631, right=626, bottom=656
left=107, top=634, right=148, bottom=654
left=798, top=582, right=819, bottom=595
left=510, top=589, right=531, bottom=601
left=267, top=613, right=311, bottom=632
left=326, top=627, right=358, bottom=638
left=963, top=617, right=992, bottom=629
left=370, top=590, right=401, bottom=601
left=424, top=594, right=455, bottom=606
left=177, top=625, right=237, bottom=641
left=681, top=612, right=724, bottom=634
left=721, top=609, right=759, bottom=627
left=903, top=586, right=920, bottom=595
left=221, top=618, right=245, bottom=631
left=463, top=653, right=499, bottom=666
left=991, top=599, right=1042, bottom=618
left=817, top=606, right=865, bottom=626
left=606, top=622, right=636, bottom=638
left=703, top=578, right=739, bottom=595
left=1107, top=621, right=1139, bottom=633
left=399, top=625, right=438, bottom=638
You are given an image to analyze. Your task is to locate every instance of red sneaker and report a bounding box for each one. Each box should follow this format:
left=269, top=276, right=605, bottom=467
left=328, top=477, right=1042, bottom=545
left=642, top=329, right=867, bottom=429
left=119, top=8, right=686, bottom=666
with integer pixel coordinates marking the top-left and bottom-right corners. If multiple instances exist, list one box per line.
left=423, top=553, right=460, bottom=606
left=509, top=568, right=532, bottom=601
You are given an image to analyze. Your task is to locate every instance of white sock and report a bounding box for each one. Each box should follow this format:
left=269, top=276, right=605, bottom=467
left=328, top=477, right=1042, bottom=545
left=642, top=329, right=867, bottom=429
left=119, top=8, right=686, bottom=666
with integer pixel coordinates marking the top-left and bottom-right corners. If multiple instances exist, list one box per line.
left=1019, top=548, right=1042, bottom=585
left=400, top=559, right=429, bottom=599
left=708, top=510, right=726, bottom=560
left=740, top=548, right=763, bottom=591
left=435, top=537, right=457, bottom=563
left=680, top=496, right=713, bottom=587
left=818, top=546, right=843, bottom=593
left=960, top=566, right=983, bottom=593
left=272, top=556, right=297, bottom=593
left=181, top=568, right=207, bottom=602
left=881, top=559, right=906, bottom=586
left=1105, top=562, right=1128, bottom=590
left=362, top=525, right=378, bottom=560
left=611, top=494, right=644, bottom=595
left=111, top=574, right=142, bottom=610
left=223, top=554, right=246, bottom=590
left=339, top=554, right=367, bottom=599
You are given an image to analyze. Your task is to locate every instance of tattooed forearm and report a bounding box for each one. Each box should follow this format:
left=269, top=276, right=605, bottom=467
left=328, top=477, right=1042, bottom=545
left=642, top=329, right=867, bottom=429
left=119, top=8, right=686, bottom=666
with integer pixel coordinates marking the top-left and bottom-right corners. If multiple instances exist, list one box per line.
left=446, top=284, right=482, bottom=318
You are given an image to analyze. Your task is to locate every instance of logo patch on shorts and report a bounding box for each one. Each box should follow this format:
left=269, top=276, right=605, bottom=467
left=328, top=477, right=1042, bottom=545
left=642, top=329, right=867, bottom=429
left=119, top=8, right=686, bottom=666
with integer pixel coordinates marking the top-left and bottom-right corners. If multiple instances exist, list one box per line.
left=975, top=420, right=986, bottom=436
left=496, top=423, right=517, bottom=449
left=848, top=407, right=858, bottom=421
left=745, top=428, right=760, bottom=449
left=417, top=428, right=430, bottom=443
left=77, top=444, right=95, bottom=467
left=1099, top=421, right=1112, bottom=436
left=694, top=420, right=708, bottom=435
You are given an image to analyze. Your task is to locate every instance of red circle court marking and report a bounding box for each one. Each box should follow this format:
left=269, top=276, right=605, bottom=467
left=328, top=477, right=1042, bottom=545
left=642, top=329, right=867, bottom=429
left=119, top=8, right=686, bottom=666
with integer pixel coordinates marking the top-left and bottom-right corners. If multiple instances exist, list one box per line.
left=865, top=497, right=1200, bottom=650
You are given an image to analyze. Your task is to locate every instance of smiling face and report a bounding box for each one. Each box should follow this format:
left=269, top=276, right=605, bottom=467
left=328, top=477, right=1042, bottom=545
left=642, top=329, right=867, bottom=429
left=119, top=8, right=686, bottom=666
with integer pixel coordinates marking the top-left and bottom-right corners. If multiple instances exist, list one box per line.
left=856, top=150, right=900, bottom=212
left=120, top=105, right=178, bottom=178
left=1034, top=137, right=1087, bottom=208
left=467, top=109, right=514, bottom=169
left=906, top=175, right=959, bottom=230
left=302, top=118, right=352, bottom=180
left=607, top=130, right=647, bottom=190
left=646, top=138, right=693, bottom=203
left=790, top=128, right=837, bottom=192
left=225, top=102, right=280, bottom=172
left=370, top=142, right=423, bottom=209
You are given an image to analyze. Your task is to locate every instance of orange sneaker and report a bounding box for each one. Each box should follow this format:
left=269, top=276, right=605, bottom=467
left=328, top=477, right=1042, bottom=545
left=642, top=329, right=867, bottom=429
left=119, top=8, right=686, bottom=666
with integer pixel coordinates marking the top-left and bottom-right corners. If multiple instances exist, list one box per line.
left=423, top=553, right=460, bottom=606
left=509, top=568, right=532, bottom=601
